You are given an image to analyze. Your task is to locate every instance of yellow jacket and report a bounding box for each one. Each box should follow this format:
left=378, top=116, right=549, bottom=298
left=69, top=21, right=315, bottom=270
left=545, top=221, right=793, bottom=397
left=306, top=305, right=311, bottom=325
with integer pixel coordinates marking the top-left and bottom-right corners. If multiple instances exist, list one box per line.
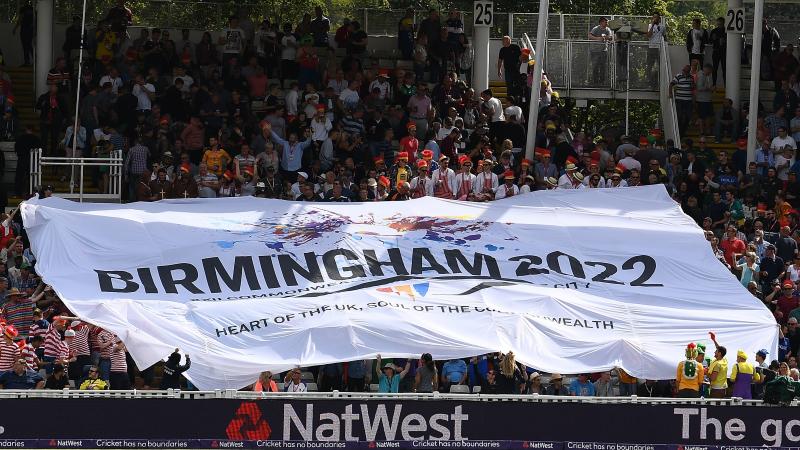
left=676, top=360, right=705, bottom=391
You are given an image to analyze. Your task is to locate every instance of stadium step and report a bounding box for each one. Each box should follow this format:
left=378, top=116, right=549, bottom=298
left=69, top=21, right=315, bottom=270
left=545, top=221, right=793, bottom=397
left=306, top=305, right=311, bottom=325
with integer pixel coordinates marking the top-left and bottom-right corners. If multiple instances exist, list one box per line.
left=7, top=65, right=38, bottom=133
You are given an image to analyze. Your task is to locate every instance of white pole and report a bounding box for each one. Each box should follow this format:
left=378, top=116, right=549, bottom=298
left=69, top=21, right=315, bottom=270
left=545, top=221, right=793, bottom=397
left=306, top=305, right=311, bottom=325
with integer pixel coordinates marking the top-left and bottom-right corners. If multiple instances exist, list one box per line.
left=472, top=26, right=491, bottom=95
left=746, top=1, right=764, bottom=165
left=725, top=0, right=742, bottom=108
left=525, top=0, right=549, bottom=160
left=625, top=42, right=630, bottom=136
left=34, top=0, right=53, bottom=97
left=68, top=0, right=88, bottom=193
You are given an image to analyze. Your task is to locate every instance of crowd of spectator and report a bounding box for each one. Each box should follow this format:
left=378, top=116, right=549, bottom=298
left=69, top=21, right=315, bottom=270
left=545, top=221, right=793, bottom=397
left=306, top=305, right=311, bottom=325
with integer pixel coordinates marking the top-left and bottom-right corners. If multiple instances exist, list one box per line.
left=0, top=3, right=798, bottom=396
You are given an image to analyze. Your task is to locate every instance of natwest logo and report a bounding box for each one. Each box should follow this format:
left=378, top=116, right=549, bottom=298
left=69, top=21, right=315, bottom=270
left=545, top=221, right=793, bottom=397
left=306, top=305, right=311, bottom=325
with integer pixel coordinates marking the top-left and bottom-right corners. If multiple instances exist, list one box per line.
left=226, top=402, right=272, bottom=440
left=283, top=403, right=468, bottom=441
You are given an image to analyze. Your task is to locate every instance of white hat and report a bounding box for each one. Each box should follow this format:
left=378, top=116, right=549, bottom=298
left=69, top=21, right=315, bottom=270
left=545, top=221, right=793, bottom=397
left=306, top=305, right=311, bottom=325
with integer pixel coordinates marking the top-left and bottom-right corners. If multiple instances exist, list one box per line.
left=297, top=172, right=308, bottom=180
left=70, top=320, right=81, bottom=327
left=367, top=178, right=377, bottom=187
left=64, top=329, right=76, bottom=337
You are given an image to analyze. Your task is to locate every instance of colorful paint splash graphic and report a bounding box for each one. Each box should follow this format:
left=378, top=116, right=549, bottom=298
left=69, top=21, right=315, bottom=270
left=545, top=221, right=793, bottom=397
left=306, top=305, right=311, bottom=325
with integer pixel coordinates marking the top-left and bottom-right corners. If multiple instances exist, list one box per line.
left=210, top=209, right=514, bottom=251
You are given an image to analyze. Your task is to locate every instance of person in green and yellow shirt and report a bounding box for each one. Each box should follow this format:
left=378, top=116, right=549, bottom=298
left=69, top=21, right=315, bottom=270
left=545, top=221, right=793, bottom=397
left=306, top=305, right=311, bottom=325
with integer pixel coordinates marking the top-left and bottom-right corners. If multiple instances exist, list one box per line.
left=676, top=343, right=705, bottom=398
left=707, top=331, right=728, bottom=398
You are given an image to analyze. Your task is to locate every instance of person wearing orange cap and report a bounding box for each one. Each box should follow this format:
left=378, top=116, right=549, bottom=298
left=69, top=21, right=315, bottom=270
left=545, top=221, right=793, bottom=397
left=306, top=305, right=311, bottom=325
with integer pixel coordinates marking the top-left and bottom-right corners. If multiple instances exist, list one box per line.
left=455, top=156, right=477, bottom=201
left=432, top=156, right=456, bottom=199
left=420, top=148, right=439, bottom=172
left=388, top=181, right=412, bottom=201
left=534, top=150, right=557, bottom=189
left=218, top=170, right=241, bottom=197
left=474, top=159, right=498, bottom=201
left=399, top=122, right=420, bottom=165
left=582, top=159, right=605, bottom=187
left=369, top=69, right=392, bottom=100
left=517, top=158, right=534, bottom=186
left=375, top=176, right=391, bottom=201
left=0, top=324, right=21, bottom=371
left=409, top=160, right=433, bottom=198
left=389, top=152, right=412, bottom=188
left=171, top=162, right=199, bottom=198
left=311, top=104, right=333, bottom=142
left=494, top=170, right=519, bottom=199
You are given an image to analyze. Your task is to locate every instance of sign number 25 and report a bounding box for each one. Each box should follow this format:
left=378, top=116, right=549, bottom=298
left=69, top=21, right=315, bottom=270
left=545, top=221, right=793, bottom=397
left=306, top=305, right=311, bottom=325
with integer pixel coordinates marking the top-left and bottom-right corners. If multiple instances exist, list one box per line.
left=474, top=1, right=493, bottom=27
left=726, top=8, right=744, bottom=33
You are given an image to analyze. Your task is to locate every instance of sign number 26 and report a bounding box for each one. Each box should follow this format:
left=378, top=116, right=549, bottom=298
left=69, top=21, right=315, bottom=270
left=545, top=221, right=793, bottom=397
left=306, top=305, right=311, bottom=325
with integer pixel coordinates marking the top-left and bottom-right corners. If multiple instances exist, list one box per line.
left=474, top=1, right=494, bottom=27
left=726, top=8, right=744, bottom=33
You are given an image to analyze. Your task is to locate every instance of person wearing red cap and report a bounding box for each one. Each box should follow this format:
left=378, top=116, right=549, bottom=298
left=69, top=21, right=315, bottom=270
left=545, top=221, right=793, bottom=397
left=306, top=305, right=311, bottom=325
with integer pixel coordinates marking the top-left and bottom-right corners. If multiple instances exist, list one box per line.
left=389, top=152, right=412, bottom=188
left=494, top=171, right=519, bottom=199
left=399, top=123, right=420, bottom=165
left=474, top=159, right=498, bottom=201
left=410, top=160, right=433, bottom=198
left=431, top=156, right=456, bottom=199
left=455, top=156, right=476, bottom=201
left=582, top=159, right=605, bottom=187
left=368, top=70, right=392, bottom=100
left=534, top=150, right=557, bottom=189
left=218, top=170, right=241, bottom=197
left=311, top=104, right=333, bottom=142
left=375, top=176, right=390, bottom=201
left=172, top=163, right=199, bottom=198
left=0, top=324, right=21, bottom=371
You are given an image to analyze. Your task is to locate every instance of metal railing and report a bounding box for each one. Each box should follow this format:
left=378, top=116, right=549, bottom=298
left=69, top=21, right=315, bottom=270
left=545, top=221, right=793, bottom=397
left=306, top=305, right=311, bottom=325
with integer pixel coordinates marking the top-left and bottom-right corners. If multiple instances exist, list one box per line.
left=29, top=148, right=124, bottom=202
left=0, top=389, right=783, bottom=406
left=532, top=39, right=660, bottom=95
left=659, top=39, right=681, bottom=147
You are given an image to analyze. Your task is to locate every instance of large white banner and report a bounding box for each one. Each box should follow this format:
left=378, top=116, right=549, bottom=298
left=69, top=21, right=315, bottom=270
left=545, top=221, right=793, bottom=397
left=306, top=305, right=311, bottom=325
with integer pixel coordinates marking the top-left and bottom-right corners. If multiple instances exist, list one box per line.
left=21, top=186, right=778, bottom=390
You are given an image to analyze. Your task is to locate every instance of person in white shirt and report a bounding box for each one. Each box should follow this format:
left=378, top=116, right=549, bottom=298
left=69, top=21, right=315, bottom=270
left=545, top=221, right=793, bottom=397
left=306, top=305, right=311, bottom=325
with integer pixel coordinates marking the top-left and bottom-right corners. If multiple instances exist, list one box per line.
left=327, top=69, right=348, bottom=96
left=646, top=14, right=666, bottom=83
left=494, top=171, right=519, bottom=199
left=368, top=72, right=391, bottom=100
left=619, top=150, right=642, bottom=172
left=339, top=80, right=361, bottom=110
left=409, top=161, right=434, bottom=198
left=480, top=88, right=505, bottom=141
left=98, top=68, right=123, bottom=94
left=310, top=106, right=332, bottom=142
left=284, top=368, right=308, bottom=392
left=284, top=83, right=300, bottom=117
left=132, top=75, right=155, bottom=111
left=558, top=163, right=579, bottom=189
left=431, top=156, right=456, bottom=199
left=290, top=172, right=309, bottom=200
left=771, top=126, right=797, bottom=153
left=606, top=171, right=628, bottom=188
left=280, top=25, right=298, bottom=78
left=520, top=175, right=536, bottom=193
left=474, top=160, right=498, bottom=201
left=775, top=146, right=795, bottom=181
left=455, top=157, right=477, bottom=200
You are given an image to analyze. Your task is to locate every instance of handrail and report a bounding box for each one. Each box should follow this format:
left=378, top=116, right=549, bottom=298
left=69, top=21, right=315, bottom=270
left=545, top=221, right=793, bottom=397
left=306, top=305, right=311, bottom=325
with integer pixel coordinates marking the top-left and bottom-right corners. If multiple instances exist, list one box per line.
left=30, top=148, right=124, bottom=202
left=659, top=38, right=681, bottom=147
left=0, top=389, right=782, bottom=406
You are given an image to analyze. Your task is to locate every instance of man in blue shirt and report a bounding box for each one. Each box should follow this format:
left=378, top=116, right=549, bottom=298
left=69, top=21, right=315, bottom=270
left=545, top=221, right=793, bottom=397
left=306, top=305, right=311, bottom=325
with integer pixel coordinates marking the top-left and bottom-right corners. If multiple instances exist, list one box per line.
left=570, top=373, right=596, bottom=396
left=0, top=359, right=44, bottom=389
left=441, top=358, right=467, bottom=392
left=264, top=123, right=313, bottom=181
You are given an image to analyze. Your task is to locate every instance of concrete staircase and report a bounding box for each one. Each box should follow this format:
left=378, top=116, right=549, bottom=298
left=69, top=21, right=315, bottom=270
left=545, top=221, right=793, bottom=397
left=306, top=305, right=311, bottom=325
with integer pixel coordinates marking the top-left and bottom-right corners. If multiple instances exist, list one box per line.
left=7, top=65, right=38, bottom=132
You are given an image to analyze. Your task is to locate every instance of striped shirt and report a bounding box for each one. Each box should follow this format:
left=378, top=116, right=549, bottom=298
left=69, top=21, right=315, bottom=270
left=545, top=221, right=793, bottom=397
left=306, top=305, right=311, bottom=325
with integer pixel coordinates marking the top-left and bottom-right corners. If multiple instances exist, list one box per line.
left=69, top=325, right=91, bottom=356
left=96, top=329, right=117, bottom=359
left=110, top=341, right=127, bottom=372
left=0, top=339, right=20, bottom=371
left=43, top=324, right=68, bottom=359
left=21, top=342, right=37, bottom=369
left=1, top=298, right=35, bottom=339
left=29, top=319, right=49, bottom=340
left=671, top=73, right=694, bottom=101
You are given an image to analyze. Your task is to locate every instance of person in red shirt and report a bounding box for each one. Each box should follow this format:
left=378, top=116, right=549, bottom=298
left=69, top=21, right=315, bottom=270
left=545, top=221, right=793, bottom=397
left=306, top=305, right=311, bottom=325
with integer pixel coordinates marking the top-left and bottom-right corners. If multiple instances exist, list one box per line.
left=399, top=122, right=419, bottom=164
left=719, top=224, right=746, bottom=267
left=775, top=279, right=800, bottom=324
